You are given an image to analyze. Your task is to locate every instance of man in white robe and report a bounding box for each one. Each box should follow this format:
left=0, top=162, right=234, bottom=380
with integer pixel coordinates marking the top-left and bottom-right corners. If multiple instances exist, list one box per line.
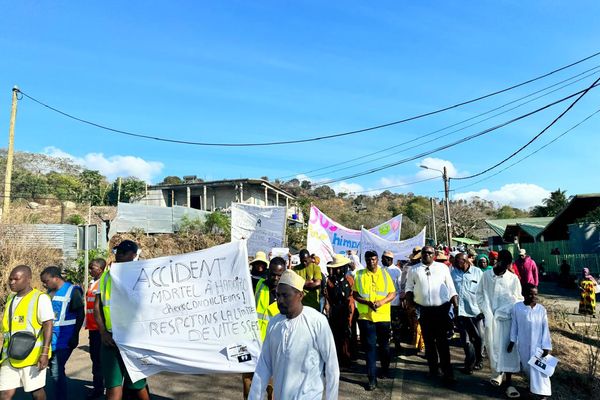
left=509, top=284, right=552, bottom=398
left=476, top=249, right=523, bottom=395
left=249, top=269, right=339, bottom=400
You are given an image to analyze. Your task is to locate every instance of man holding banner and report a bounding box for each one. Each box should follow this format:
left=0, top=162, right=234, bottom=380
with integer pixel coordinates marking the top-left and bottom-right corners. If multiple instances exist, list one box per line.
left=249, top=270, right=339, bottom=399
left=94, top=240, right=150, bottom=400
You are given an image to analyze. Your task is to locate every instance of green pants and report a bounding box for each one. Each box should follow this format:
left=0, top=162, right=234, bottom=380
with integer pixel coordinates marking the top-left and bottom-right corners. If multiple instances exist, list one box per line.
left=100, top=342, right=147, bottom=390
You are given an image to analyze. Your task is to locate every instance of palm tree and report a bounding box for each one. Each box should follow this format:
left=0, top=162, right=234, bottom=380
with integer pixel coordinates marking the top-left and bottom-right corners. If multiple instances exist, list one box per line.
left=542, top=189, right=569, bottom=216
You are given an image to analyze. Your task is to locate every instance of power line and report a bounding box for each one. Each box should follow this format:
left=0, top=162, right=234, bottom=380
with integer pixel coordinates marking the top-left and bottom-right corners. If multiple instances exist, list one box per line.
left=17, top=50, right=600, bottom=147
left=451, top=107, right=600, bottom=191
left=451, top=75, right=600, bottom=181
left=296, top=67, right=600, bottom=181
left=278, top=64, right=600, bottom=180
left=312, top=84, right=599, bottom=186
left=348, top=176, right=439, bottom=195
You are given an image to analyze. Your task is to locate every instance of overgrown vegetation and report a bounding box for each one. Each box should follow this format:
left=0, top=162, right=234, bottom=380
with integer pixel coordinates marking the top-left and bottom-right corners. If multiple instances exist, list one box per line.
left=0, top=150, right=146, bottom=205
left=63, top=248, right=110, bottom=286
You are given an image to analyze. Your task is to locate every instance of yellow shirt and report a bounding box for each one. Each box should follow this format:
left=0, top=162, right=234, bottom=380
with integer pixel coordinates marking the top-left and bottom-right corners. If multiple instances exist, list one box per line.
left=352, top=267, right=395, bottom=322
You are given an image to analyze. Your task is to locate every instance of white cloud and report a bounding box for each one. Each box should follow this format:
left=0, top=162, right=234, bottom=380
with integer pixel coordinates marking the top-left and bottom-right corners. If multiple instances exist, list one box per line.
left=44, top=146, right=164, bottom=183
left=454, top=183, right=550, bottom=209
left=415, top=157, right=466, bottom=179
left=331, top=181, right=364, bottom=194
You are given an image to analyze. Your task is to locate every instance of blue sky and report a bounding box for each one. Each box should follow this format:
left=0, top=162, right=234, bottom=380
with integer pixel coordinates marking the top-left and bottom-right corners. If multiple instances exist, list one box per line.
left=1, top=1, right=599, bottom=209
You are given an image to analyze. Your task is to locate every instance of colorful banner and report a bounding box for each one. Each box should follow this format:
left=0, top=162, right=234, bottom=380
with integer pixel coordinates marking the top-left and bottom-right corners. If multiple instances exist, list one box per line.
left=110, top=240, right=261, bottom=382
left=231, top=203, right=286, bottom=256
left=360, top=227, right=426, bottom=263
left=307, top=205, right=403, bottom=271
left=369, top=214, right=402, bottom=241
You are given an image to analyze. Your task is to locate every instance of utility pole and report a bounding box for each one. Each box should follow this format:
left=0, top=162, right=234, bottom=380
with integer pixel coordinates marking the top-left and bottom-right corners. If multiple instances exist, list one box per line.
left=443, top=166, right=452, bottom=246
left=117, top=177, right=122, bottom=203
left=430, top=197, right=437, bottom=245
left=2, top=87, right=19, bottom=218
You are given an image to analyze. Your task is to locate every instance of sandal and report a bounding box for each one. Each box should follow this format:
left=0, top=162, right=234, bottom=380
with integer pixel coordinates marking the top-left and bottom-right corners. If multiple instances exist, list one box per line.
left=505, top=386, right=520, bottom=398
left=490, top=372, right=504, bottom=386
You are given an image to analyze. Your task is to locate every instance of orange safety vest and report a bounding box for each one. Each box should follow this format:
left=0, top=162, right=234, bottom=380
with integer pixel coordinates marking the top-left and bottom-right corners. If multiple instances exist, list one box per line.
left=85, top=280, right=100, bottom=331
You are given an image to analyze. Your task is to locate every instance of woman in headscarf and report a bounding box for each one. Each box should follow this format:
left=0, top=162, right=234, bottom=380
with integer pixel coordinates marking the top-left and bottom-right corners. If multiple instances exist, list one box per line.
left=578, top=267, right=597, bottom=316
left=476, top=254, right=492, bottom=271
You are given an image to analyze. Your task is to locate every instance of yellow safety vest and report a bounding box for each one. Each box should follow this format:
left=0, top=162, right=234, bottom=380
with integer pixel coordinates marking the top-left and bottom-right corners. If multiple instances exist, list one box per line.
left=354, top=267, right=393, bottom=323
left=254, top=279, right=279, bottom=342
left=2, top=289, right=52, bottom=368
left=99, top=270, right=112, bottom=332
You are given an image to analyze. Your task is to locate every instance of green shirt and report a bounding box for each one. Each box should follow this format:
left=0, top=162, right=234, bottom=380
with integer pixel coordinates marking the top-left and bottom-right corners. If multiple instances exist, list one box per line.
left=293, top=262, right=322, bottom=310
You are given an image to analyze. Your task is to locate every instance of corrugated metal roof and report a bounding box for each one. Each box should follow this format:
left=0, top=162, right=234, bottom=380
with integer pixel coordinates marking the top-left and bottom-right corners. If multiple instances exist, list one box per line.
left=485, top=217, right=554, bottom=237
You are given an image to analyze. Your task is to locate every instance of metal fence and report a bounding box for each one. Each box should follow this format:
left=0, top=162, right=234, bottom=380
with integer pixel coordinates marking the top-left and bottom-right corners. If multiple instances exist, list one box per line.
left=0, top=224, right=78, bottom=262
left=108, top=202, right=209, bottom=237
left=491, top=240, right=600, bottom=275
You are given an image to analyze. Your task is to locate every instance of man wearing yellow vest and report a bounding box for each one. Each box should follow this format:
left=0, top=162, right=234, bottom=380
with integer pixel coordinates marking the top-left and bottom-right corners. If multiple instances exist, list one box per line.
left=0, top=265, right=53, bottom=400
left=352, top=250, right=396, bottom=391
left=94, top=240, right=149, bottom=400
left=242, top=256, right=285, bottom=400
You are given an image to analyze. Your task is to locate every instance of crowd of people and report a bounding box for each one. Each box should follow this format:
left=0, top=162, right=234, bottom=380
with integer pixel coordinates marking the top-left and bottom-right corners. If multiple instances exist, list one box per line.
left=245, top=244, right=559, bottom=399
left=1, top=238, right=596, bottom=399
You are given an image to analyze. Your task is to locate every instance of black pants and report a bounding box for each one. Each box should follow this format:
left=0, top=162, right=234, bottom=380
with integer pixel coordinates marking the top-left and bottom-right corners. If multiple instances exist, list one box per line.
left=419, top=303, right=453, bottom=377
left=89, top=330, right=103, bottom=394
left=456, top=316, right=484, bottom=371
left=358, top=320, right=391, bottom=380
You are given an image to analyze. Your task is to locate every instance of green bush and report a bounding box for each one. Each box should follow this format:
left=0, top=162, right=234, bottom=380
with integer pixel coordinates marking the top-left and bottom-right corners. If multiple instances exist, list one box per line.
left=63, top=248, right=109, bottom=286
left=66, top=214, right=85, bottom=225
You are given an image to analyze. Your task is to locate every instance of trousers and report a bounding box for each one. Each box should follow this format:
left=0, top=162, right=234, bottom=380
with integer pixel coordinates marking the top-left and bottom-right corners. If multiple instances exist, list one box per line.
left=358, top=320, right=391, bottom=380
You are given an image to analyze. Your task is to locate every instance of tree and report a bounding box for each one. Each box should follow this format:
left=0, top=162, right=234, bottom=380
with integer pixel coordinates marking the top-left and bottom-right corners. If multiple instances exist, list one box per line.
left=313, top=185, right=335, bottom=199
left=542, top=188, right=569, bottom=216
left=496, top=205, right=529, bottom=219
left=47, top=172, right=83, bottom=201
left=531, top=188, right=569, bottom=217
left=107, top=177, right=146, bottom=204
left=80, top=170, right=110, bottom=205
left=161, top=176, right=183, bottom=185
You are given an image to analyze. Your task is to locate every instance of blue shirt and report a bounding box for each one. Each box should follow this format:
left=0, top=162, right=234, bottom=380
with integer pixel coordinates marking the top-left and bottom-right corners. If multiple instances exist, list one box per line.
left=450, top=265, right=482, bottom=317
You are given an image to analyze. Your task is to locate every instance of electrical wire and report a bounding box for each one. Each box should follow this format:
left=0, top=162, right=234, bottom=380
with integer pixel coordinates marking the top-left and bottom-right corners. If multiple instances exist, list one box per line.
left=302, top=68, right=600, bottom=181
left=451, top=107, right=600, bottom=191
left=451, top=75, right=600, bottom=181
left=348, top=176, right=439, bottom=195
left=16, top=50, right=600, bottom=147
left=278, top=64, right=600, bottom=180
left=312, top=83, right=599, bottom=186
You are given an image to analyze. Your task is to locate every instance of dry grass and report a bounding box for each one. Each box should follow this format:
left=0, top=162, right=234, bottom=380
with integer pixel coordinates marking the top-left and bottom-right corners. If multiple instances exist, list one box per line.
left=3, top=200, right=115, bottom=226
left=0, top=241, right=63, bottom=309
left=108, top=229, right=229, bottom=261
left=546, top=302, right=600, bottom=399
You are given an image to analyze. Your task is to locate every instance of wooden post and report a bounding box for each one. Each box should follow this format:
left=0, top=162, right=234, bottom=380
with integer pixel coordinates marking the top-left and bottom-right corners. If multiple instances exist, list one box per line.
left=2, top=87, right=19, bottom=218
left=117, top=177, right=122, bottom=203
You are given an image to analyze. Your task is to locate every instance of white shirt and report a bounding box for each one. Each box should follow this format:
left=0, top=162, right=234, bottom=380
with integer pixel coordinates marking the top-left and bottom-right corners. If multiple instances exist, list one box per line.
left=384, top=265, right=402, bottom=306
left=249, top=307, right=339, bottom=400
left=11, top=291, right=54, bottom=325
left=405, top=261, right=457, bottom=307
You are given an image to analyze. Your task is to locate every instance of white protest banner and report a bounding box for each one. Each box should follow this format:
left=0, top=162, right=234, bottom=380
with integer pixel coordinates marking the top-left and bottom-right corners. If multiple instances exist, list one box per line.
left=110, top=240, right=261, bottom=382
left=307, top=206, right=361, bottom=257
left=369, top=214, right=402, bottom=241
left=270, top=247, right=289, bottom=260
left=231, top=203, right=286, bottom=256
left=360, top=227, right=426, bottom=263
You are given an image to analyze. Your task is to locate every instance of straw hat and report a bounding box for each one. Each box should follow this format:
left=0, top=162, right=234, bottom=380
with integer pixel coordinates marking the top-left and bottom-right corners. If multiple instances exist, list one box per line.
left=250, top=251, right=268, bottom=265
left=435, top=250, right=448, bottom=261
left=279, top=270, right=306, bottom=292
left=327, top=254, right=351, bottom=269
